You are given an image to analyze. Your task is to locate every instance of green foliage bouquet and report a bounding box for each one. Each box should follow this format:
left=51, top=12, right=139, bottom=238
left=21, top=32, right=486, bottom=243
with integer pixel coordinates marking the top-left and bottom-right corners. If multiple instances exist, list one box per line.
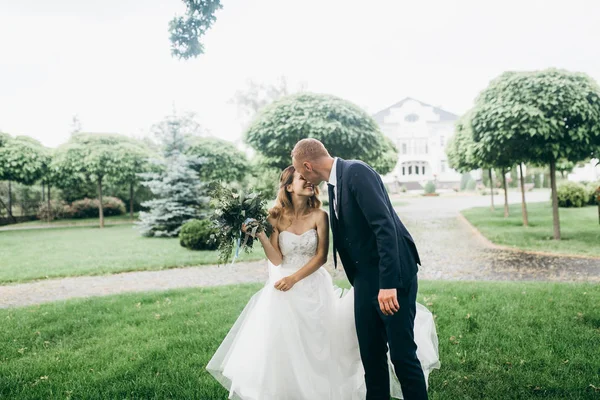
left=208, top=182, right=272, bottom=264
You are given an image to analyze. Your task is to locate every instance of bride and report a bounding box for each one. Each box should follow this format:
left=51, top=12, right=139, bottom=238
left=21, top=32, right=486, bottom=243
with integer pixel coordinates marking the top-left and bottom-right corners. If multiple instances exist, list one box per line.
left=206, top=166, right=440, bottom=399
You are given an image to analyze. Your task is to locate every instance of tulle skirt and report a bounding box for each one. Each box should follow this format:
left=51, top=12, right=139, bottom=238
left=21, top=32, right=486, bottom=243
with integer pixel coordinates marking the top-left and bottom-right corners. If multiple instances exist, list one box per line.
left=206, top=261, right=440, bottom=399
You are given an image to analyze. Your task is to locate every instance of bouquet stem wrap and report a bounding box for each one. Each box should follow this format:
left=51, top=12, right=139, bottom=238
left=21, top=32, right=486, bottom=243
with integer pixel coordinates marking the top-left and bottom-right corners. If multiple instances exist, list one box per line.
left=231, top=219, right=260, bottom=265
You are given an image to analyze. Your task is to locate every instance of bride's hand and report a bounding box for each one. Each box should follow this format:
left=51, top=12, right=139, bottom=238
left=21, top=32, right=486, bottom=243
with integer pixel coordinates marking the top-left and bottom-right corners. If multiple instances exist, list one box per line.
left=274, top=276, right=297, bottom=292
left=241, top=219, right=258, bottom=237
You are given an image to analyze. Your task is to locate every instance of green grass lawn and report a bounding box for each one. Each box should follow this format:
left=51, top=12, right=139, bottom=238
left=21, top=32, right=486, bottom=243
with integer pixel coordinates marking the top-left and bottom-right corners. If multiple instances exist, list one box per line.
left=0, top=214, right=138, bottom=229
left=0, top=224, right=264, bottom=284
left=462, top=202, right=600, bottom=257
left=392, top=200, right=409, bottom=207
left=0, top=281, right=598, bottom=399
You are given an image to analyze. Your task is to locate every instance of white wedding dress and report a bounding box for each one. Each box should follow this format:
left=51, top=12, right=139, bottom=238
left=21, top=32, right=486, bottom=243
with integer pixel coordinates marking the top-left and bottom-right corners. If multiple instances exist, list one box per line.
left=207, top=229, right=440, bottom=399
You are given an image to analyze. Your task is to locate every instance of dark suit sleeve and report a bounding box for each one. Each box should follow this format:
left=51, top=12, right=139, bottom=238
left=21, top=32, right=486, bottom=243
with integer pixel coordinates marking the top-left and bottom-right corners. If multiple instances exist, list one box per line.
left=347, top=163, right=402, bottom=290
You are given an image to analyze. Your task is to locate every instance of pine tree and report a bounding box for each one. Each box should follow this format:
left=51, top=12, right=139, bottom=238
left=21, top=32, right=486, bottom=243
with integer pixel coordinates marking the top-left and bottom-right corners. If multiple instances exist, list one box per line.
left=137, top=114, right=208, bottom=237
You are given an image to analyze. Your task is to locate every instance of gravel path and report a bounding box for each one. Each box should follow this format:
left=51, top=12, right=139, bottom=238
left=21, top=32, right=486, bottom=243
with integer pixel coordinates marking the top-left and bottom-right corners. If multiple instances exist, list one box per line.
left=2, top=189, right=599, bottom=309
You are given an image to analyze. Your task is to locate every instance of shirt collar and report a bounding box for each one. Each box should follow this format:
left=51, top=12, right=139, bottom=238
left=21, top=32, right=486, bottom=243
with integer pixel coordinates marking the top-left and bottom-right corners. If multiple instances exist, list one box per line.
left=327, top=157, right=338, bottom=187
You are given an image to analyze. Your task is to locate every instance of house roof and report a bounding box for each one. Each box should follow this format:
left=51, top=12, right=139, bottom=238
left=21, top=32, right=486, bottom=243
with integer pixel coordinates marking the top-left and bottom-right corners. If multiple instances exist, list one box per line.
left=373, top=97, right=458, bottom=124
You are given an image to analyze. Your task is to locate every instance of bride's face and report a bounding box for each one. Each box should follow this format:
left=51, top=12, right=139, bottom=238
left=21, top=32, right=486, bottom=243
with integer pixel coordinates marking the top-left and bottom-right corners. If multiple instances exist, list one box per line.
left=287, top=172, right=315, bottom=198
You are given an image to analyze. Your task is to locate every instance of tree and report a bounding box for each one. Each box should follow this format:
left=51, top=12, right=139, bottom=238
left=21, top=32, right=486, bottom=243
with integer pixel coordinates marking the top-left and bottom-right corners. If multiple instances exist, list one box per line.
left=556, top=159, right=575, bottom=179
left=370, top=135, right=399, bottom=175
left=231, top=77, right=308, bottom=125
left=109, top=141, right=153, bottom=220
left=447, top=113, right=498, bottom=212
left=245, top=92, right=394, bottom=171
left=71, top=115, right=82, bottom=134
left=38, top=146, right=59, bottom=222
left=137, top=149, right=207, bottom=237
left=471, top=69, right=600, bottom=238
left=169, top=0, right=222, bottom=59
left=137, top=114, right=209, bottom=237
left=0, top=135, right=45, bottom=220
left=186, top=137, right=248, bottom=183
left=53, top=133, right=142, bottom=228
left=151, top=111, right=208, bottom=157
left=471, top=101, right=540, bottom=223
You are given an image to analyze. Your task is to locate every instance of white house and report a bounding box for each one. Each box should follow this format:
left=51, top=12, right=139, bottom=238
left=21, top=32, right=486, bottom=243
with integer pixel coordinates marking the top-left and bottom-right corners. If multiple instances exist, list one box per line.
left=373, top=97, right=476, bottom=190
left=568, top=159, right=600, bottom=183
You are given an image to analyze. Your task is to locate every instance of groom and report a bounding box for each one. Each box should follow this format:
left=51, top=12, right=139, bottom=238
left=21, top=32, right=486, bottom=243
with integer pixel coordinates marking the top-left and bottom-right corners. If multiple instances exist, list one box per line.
left=292, top=139, right=427, bottom=400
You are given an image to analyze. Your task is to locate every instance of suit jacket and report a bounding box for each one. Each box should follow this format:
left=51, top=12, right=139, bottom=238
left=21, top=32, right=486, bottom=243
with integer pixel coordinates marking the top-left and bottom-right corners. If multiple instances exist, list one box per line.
left=329, top=158, right=420, bottom=293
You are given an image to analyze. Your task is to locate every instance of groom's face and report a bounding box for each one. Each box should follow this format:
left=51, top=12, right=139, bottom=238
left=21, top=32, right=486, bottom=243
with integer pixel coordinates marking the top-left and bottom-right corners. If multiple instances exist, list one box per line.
left=293, top=157, right=322, bottom=185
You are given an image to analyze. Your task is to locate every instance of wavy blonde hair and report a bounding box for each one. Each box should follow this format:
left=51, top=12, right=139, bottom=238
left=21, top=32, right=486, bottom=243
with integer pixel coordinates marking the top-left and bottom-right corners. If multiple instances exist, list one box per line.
left=269, top=166, right=322, bottom=227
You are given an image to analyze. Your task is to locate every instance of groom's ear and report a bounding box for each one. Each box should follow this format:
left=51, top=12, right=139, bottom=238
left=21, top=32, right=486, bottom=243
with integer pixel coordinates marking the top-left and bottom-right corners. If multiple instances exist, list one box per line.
left=303, top=161, right=313, bottom=172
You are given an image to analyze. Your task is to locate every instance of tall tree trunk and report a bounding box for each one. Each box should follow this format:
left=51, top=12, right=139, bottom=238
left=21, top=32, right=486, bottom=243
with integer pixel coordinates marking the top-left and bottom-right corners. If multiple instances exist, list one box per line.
left=47, top=183, right=52, bottom=222
left=7, top=180, right=13, bottom=219
left=502, top=168, right=509, bottom=217
left=98, top=177, right=104, bottom=228
left=129, top=182, right=134, bottom=221
left=519, top=164, right=529, bottom=227
left=488, top=168, right=495, bottom=211
left=550, top=160, right=561, bottom=240
left=42, top=182, right=45, bottom=202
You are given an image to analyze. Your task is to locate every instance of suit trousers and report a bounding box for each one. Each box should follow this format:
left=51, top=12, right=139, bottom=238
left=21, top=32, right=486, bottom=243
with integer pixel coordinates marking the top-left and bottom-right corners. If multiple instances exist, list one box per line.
left=353, top=274, right=428, bottom=400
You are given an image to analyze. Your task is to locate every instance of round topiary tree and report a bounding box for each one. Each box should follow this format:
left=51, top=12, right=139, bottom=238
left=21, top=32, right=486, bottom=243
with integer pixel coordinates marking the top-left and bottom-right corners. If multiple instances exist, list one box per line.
left=471, top=69, right=600, bottom=239
left=245, top=93, right=396, bottom=174
left=186, top=137, right=248, bottom=183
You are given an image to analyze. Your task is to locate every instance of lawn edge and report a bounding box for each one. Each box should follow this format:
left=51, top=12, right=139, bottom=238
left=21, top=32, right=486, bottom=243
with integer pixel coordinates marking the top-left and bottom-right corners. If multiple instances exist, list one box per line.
left=458, top=212, right=600, bottom=260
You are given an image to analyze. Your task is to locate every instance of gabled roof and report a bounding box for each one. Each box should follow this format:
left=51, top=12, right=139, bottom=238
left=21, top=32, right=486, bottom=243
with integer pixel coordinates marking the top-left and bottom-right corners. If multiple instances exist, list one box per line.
left=373, top=97, right=458, bottom=124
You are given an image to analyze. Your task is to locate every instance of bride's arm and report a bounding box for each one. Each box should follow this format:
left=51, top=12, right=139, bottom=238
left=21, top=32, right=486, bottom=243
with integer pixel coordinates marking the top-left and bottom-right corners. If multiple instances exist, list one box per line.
left=254, top=216, right=283, bottom=266
left=283, top=210, right=329, bottom=286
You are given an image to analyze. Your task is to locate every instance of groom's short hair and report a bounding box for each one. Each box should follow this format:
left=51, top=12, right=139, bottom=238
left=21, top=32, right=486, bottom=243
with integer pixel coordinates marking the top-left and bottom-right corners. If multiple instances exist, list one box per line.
left=291, top=138, right=330, bottom=161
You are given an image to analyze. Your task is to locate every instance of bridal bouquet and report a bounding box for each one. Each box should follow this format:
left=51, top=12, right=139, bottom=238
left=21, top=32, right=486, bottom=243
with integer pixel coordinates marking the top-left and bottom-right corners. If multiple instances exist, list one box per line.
left=208, top=182, right=272, bottom=265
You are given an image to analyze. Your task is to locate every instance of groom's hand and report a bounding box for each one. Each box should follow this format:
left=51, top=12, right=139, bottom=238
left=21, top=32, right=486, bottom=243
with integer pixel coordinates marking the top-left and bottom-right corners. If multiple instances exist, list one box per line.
left=378, top=289, right=400, bottom=316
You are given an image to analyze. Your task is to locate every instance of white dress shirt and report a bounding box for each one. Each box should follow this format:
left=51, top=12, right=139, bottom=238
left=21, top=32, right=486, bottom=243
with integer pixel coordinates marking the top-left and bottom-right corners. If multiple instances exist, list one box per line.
left=326, top=157, right=339, bottom=218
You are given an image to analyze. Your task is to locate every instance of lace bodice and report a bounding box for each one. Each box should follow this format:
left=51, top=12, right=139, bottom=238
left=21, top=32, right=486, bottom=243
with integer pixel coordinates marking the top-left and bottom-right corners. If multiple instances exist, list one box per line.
left=278, top=229, right=318, bottom=270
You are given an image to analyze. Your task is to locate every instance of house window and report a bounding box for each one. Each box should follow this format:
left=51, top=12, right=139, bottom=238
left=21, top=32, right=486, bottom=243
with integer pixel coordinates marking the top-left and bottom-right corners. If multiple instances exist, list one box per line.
left=440, top=160, right=447, bottom=173
left=422, top=166, right=426, bottom=175
left=404, top=113, right=419, bottom=123
left=415, top=166, right=419, bottom=175
left=414, top=139, right=427, bottom=155
left=402, top=166, right=406, bottom=176
left=425, top=144, right=429, bottom=154
left=440, top=136, right=445, bottom=147
left=408, top=166, right=413, bottom=175
left=402, top=143, right=407, bottom=155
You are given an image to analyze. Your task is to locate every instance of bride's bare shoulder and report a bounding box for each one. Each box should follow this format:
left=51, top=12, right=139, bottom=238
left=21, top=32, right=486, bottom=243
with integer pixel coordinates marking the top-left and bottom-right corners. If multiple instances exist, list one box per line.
left=267, top=215, right=280, bottom=232
left=311, top=209, right=328, bottom=224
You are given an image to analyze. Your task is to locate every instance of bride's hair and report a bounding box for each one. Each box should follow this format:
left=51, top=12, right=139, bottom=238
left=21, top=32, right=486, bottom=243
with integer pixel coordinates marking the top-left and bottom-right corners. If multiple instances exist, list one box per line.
left=269, top=165, right=322, bottom=225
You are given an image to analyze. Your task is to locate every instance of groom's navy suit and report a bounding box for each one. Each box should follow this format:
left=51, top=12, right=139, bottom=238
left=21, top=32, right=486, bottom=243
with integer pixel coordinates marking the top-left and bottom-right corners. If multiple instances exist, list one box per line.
left=327, top=158, right=428, bottom=400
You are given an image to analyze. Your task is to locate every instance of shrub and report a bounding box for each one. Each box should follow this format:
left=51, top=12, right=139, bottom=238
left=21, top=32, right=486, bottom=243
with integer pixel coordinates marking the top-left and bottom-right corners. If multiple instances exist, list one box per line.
left=584, top=182, right=600, bottom=205
left=37, top=200, right=72, bottom=221
left=70, top=197, right=126, bottom=218
left=556, top=182, right=587, bottom=208
left=460, top=173, right=472, bottom=191
left=179, top=219, right=218, bottom=251
left=466, top=179, right=477, bottom=191
left=102, top=197, right=127, bottom=217
left=533, top=173, right=543, bottom=188
left=400, top=185, right=407, bottom=193
left=424, top=181, right=436, bottom=194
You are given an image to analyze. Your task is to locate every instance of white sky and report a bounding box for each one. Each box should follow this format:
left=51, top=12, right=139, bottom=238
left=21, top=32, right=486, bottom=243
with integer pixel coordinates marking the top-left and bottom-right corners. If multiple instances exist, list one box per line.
left=1, top=0, right=600, bottom=148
